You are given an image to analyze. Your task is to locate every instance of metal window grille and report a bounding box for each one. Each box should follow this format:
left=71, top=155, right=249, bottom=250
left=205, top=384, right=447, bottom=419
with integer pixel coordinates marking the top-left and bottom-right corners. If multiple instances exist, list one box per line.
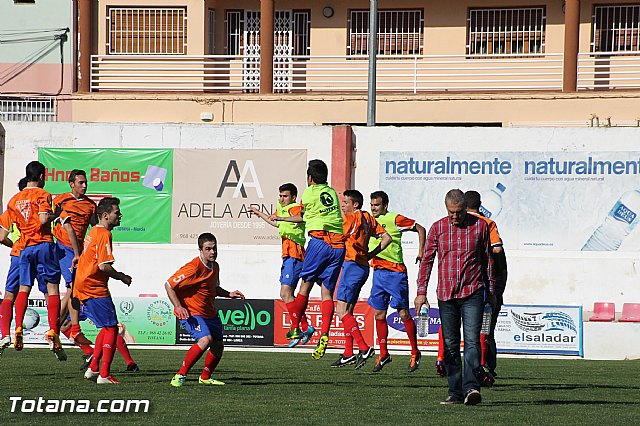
left=107, top=7, right=187, bottom=54
left=348, top=9, right=424, bottom=55
left=467, top=7, right=546, bottom=57
left=592, top=5, right=640, bottom=53
left=0, top=97, right=56, bottom=122
left=208, top=9, right=216, bottom=55
left=293, top=10, right=310, bottom=56
left=226, top=10, right=242, bottom=55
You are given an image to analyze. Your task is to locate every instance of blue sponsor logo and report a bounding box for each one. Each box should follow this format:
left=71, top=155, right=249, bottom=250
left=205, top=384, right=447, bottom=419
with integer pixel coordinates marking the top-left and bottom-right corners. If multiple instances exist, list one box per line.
left=612, top=202, right=637, bottom=225
left=387, top=308, right=441, bottom=334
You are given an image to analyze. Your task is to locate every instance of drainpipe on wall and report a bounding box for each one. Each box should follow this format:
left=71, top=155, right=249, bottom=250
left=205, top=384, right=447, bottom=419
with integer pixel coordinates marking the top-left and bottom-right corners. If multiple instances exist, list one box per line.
left=259, top=0, right=274, bottom=94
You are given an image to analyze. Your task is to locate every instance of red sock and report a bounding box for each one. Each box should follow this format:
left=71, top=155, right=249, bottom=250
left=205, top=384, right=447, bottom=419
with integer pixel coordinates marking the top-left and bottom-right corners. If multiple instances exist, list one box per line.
left=62, top=327, right=93, bottom=355
left=375, top=318, right=388, bottom=357
left=178, top=343, right=206, bottom=375
left=403, top=318, right=420, bottom=356
left=343, top=332, right=354, bottom=357
left=299, top=314, right=309, bottom=333
left=201, top=351, right=221, bottom=380
left=480, top=334, right=488, bottom=366
left=320, top=300, right=334, bottom=335
left=290, top=294, right=309, bottom=329
left=99, top=326, right=118, bottom=378
left=90, top=329, right=105, bottom=371
left=285, top=301, right=298, bottom=330
left=62, top=328, right=71, bottom=339
left=14, top=292, right=28, bottom=331
left=343, top=313, right=367, bottom=351
left=70, top=324, right=82, bottom=336
left=437, top=327, right=445, bottom=360
left=47, top=295, right=61, bottom=333
left=1, top=299, right=14, bottom=337
left=116, top=334, right=135, bottom=365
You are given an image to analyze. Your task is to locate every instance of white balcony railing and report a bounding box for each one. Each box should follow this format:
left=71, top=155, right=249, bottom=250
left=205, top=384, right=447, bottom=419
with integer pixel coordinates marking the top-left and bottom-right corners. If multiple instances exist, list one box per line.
left=578, top=51, right=640, bottom=90
left=89, top=52, right=640, bottom=93
left=91, top=54, right=565, bottom=93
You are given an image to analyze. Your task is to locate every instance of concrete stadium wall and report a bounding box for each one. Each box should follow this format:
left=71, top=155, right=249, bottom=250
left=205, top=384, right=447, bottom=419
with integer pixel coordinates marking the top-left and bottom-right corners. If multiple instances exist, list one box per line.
left=2, top=123, right=640, bottom=315
left=0, top=122, right=331, bottom=300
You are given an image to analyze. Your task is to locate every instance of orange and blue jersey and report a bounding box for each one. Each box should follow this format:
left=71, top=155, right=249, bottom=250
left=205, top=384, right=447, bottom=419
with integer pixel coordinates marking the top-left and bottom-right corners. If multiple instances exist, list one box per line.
left=167, top=256, right=220, bottom=319
left=370, top=214, right=416, bottom=273
left=343, top=210, right=387, bottom=267
left=53, top=193, right=97, bottom=247
left=74, top=226, right=115, bottom=300
left=0, top=211, right=24, bottom=257
left=5, top=187, right=54, bottom=247
left=468, top=211, right=502, bottom=247
left=281, top=204, right=305, bottom=261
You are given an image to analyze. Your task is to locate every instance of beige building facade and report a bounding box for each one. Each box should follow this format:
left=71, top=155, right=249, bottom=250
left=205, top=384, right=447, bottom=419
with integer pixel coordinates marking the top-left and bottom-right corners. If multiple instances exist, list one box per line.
left=63, top=0, right=640, bottom=124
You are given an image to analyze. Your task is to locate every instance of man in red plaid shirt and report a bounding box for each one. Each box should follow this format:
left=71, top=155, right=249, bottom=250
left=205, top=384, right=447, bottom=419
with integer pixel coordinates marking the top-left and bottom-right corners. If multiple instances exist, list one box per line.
left=415, top=189, right=495, bottom=406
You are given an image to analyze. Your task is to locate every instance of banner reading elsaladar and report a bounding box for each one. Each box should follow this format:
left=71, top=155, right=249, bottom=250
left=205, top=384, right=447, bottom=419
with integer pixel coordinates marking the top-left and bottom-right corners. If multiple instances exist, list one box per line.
left=171, top=149, right=307, bottom=244
left=39, top=148, right=173, bottom=243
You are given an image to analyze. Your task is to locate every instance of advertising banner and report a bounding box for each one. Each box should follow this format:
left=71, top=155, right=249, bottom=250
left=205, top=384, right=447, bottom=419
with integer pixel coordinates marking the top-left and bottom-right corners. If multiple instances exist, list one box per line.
left=380, top=151, right=640, bottom=251
left=18, top=297, right=175, bottom=345
left=274, top=299, right=375, bottom=349
left=494, top=304, right=583, bottom=356
left=39, top=148, right=173, bottom=243
left=176, top=299, right=274, bottom=346
left=171, top=149, right=307, bottom=244
left=387, top=307, right=443, bottom=351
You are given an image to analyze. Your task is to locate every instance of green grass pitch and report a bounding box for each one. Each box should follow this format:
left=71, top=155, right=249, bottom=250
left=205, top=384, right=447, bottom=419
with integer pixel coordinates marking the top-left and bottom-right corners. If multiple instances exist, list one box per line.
left=1, top=347, right=639, bottom=424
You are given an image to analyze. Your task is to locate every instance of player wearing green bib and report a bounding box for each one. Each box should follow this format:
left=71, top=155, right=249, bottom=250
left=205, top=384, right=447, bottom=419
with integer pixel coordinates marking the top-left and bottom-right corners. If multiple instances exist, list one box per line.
left=368, top=191, right=426, bottom=373
left=250, top=183, right=314, bottom=348
left=271, top=160, right=345, bottom=360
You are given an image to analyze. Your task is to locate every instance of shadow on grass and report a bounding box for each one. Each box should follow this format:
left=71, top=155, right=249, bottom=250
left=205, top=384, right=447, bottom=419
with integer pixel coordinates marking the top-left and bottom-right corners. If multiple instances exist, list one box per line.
left=494, top=383, right=640, bottom=391
left=492, top=400, right=636, bottom=406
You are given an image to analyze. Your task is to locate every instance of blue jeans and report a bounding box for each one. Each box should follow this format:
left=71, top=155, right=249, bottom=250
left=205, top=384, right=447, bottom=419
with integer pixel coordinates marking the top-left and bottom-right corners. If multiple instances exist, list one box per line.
left=438, top=288, right=484, bottom=398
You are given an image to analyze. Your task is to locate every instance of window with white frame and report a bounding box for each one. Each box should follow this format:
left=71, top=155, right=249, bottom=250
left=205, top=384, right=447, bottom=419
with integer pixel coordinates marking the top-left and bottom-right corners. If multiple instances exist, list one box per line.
left=467, top=7, right=546, bottom=56
left=348, top=9, right=424, bottom=56
left=107, top=7, right=187, bottom=54
left=592, top=4, right=640, bottom=53
left=226, top=10, right=242, bottom=55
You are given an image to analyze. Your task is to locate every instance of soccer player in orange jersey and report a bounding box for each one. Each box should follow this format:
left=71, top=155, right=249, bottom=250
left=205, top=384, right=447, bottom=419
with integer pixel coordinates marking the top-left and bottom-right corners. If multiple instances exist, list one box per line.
left=249, top=183, right=314, bottom=348
left=0, top=162, right=78, bottom=360
left=53, top=169, right=97, bottom=356
left=165, top=233, right=245, bottom=387
left=331, top=190, right=391, bottom=369
left=77, top=197, right=132, bottom=384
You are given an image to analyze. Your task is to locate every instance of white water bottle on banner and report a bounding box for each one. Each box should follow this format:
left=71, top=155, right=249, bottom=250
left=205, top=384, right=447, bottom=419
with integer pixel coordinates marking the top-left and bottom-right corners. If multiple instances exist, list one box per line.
left=481, top=304, right=492, bottom=335
left=479, top=183, right=506, bottom=219
left=582, top=190, right=640, bottom=251
left=416, top=305, right=429, bottom=338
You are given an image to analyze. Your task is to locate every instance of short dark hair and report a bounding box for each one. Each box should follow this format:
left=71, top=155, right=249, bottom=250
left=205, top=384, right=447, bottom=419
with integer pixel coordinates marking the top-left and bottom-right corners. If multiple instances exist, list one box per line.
left=25, top=161, right=45, bottom=183
left=445, top=189, right=466, bottom=207
left=370, top=190, right=389, bottom=206
left=307, top=159, right=328, bottom=184
left=343, top=189, right=363, bottom=209
left=17, top=177, right=28, bottom=191
left=97, top=197, right=120, bottom=217
left=68, top=169, right=87, bottom=184
left=278, top=182, right=298, bottom=197
left=198, top=232, right=217, bottom=249
left=464, top=190, right=482, bottom=210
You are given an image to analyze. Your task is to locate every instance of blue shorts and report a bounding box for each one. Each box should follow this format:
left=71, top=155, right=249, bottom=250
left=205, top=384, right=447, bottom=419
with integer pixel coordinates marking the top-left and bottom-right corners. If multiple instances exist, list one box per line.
left=280, top=256, right=303, bottom=287
left=8, top=255, right=48, bottom=294
left=20, top=242, right=61, bottom=287
left=82, top=297, right=118, bottom=328
left=336, top=261, right=370, bottom=304
left=56, top=241, right=76, bottom=287
left=300, top=237, right=346, bottom=292
left=368, top=269, right=409, bottom=311
left=180, top=315, right=223, bottom=342
left=67, top=303, right=89, bottom=322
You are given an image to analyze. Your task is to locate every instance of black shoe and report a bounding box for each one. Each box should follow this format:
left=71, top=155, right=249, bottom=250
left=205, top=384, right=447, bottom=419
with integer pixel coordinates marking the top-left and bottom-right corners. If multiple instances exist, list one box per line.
left=354, top=347, right=375, bottom=370
left=464, top=389, right=482, bottom=406
left=475, top=365, right=495, bottom=387
left=125, top=363, right=140, bottom=372
left=80, top=354, right=93, bottom=371
left=330, top=355, right=356, bottom=368
left=407, top=351, right=421, bottom=373
left=372, top=354, right=392, bottom=372
left=440, top=396, right=463, bottom=405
